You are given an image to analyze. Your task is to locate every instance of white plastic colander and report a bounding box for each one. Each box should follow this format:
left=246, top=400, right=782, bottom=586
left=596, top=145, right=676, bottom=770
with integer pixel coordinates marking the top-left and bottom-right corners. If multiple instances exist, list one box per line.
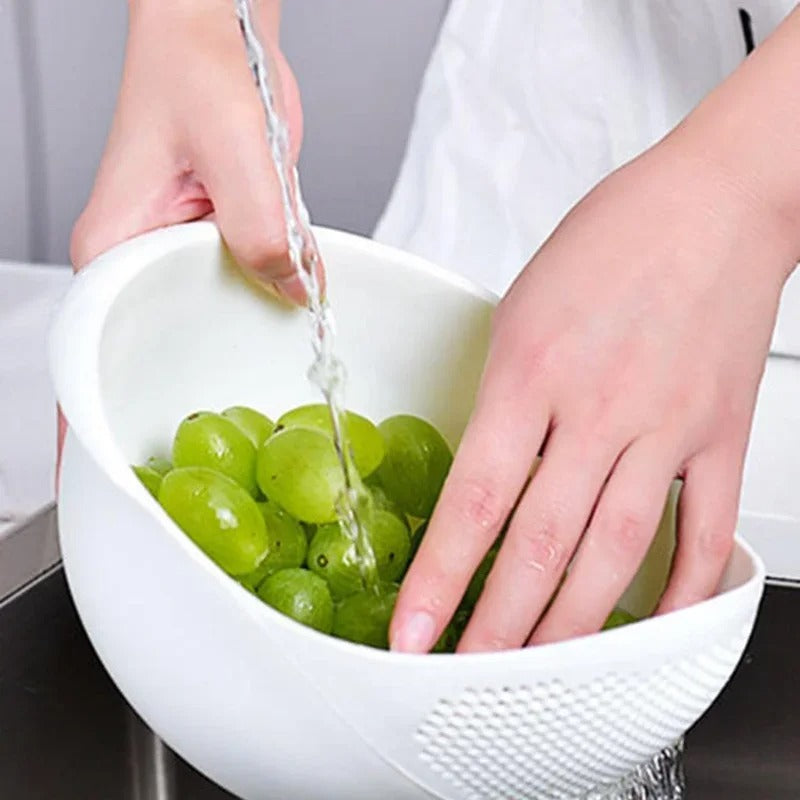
left=50, top=223, right=764, bottom=800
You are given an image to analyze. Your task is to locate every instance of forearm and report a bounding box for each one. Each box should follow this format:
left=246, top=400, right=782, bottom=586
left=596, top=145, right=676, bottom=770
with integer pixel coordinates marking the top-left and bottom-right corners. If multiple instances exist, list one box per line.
left=669, top=7, right=800, bottom=265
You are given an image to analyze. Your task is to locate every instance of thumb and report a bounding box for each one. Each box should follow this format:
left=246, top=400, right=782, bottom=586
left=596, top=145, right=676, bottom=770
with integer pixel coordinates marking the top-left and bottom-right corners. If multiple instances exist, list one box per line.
left=190, top=42, right=323, bottom=306
left=190, top=108, right=313, bottom=305
left=70, top=133, right=212, bottom=271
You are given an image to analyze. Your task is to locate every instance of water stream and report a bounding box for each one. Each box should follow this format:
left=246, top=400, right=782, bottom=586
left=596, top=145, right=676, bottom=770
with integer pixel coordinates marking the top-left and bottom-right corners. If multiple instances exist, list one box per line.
left=234, top=0, right=378, bottom=591
left=232, top=4, right=685, bottom=796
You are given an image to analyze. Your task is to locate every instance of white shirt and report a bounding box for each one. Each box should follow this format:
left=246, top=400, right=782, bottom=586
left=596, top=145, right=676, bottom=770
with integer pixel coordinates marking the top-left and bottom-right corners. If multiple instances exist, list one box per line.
left=375, top=0, right=800, bottom=579
left=375, top=0, right=795, bottom=295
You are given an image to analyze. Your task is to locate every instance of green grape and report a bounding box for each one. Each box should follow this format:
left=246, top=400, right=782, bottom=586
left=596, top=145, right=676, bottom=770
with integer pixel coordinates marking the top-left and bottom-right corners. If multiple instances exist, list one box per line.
left=364, top=474, right=405, bottom=520
left=408, top=519, right=427, bottom=560
left=302, top=523, right=317, bottom=543
left=461, top=543, right=500, bottom=612
left=432, top=622, right=459, bottom=654
left=333, top=584, right=399, bottom=649
left=239, top=500, right=308, bottom=592
left=172, top=411, right=258, bottom=496
left=407, top=515, right=427, bottom=534
left=259, top=500, right=308, bottom=568
left=433, top=609, right=471, bottom=654
left=372, top=510, right=412, bottom=582
left=132, top=465, right=163, bottom=499
left=376, top=415, right=453, bottom=518
left=308, top=511, right=410, bottom=598
left=276, top=404, right=384, bottom=477
left=159, top=467, right=269, bottom=576
left=602, top=607, right=640, bottom=631
left=145, top=456, right=173, bottom=476
left=256, top=426, right=345, bottom=523
left=307, top=524, right=362, bottom=599
left=257, top=568, right=334, bottom=634
left=222, top=406, right=275, bottom=447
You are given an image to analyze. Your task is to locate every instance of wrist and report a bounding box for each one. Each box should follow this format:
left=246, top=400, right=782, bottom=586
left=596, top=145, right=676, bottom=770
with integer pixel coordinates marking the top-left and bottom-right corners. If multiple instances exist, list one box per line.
left=665, top=10, right=800, bottom=274
left=667, top=122, right=800, bottom=281
left=658, top=126, right=799, bottom=283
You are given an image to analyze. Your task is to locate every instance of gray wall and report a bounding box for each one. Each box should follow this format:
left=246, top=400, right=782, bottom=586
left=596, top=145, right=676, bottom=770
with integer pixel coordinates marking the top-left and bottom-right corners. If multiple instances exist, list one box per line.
left=0, top=0, right=447, bottom=265
left=0, top=5, right=31, bottom=263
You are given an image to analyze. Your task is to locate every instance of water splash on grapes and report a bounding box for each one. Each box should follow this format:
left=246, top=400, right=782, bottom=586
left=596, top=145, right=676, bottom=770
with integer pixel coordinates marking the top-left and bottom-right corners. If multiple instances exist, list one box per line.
left=235, top=0, right=378, bottom=592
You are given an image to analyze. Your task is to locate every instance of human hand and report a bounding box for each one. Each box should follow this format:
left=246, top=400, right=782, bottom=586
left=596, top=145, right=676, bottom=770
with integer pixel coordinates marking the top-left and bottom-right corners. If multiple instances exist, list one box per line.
left=391, top=133, right=798, bottom=654
left=60, top=0, right=306, bottom=473
left=71, top=0, right=305, bottom=293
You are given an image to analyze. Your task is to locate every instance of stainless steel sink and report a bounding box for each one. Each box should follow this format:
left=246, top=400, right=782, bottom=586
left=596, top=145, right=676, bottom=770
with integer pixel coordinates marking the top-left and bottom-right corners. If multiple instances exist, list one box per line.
left=0, top=507, right=797, bottom=799
left=0, top=507, right=234, bottom=800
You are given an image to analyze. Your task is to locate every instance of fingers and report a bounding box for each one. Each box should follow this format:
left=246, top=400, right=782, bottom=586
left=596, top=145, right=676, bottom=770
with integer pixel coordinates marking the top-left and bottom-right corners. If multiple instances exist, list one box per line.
left=71, top=5, right=312, bottom=305
left=189, top=86, right=314, bottom=305
left=529, top=436, right=678, bottom=645
left=456, top=426, right=619, bottom=653
left=196, top=13, right=312, bottom=302
left=656, top=447, right=741, bottom=614
left=389, top=361, right=550, bottom=653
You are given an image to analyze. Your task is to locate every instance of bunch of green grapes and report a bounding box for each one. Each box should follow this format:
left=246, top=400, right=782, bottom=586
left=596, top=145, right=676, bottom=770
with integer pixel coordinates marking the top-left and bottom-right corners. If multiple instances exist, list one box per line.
left=133, top=404, right=639, bottom=652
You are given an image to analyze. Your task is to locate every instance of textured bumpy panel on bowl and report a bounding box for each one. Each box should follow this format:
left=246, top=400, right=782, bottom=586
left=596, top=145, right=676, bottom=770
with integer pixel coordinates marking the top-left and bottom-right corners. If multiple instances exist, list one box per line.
left=414, top=625, right=750, bottom=800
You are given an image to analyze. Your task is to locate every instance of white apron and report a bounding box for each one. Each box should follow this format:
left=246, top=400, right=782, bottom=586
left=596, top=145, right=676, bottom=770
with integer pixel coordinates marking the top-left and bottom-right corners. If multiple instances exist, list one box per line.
left=374, top=0, right=800, bottom=354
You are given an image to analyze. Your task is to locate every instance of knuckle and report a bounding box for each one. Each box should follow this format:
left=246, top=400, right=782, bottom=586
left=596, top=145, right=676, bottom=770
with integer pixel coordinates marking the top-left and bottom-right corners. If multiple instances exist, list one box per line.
left=452, top=478, right=510, bottom=538
left=698, top=524, right=734, bottom=562
left=512, top=520, right=568, bottom=575
left=518, top=340, right=557, bottom=385
left=491, top=326, right=556, bottom=386
left=233, top=227, right=290, bottom=276
left=707, top=382, right=749, bottom=426
left=562, top=422, right=624, bottom=465
left=226, top=94, right=273, bottom=141
left=605, top=507, right=650, bottom=554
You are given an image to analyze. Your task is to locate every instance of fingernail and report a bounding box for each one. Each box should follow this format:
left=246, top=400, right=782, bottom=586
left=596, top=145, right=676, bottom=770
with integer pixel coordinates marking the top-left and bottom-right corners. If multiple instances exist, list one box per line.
left=255, top=280, right=292, bottom=306
left=391, top=611, right=437, bottom=653
left=274, top=275, right=308, bottom=305
left=248, top=273, right=307, bottom=307
left=261, top=283, right=295, bottom=306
